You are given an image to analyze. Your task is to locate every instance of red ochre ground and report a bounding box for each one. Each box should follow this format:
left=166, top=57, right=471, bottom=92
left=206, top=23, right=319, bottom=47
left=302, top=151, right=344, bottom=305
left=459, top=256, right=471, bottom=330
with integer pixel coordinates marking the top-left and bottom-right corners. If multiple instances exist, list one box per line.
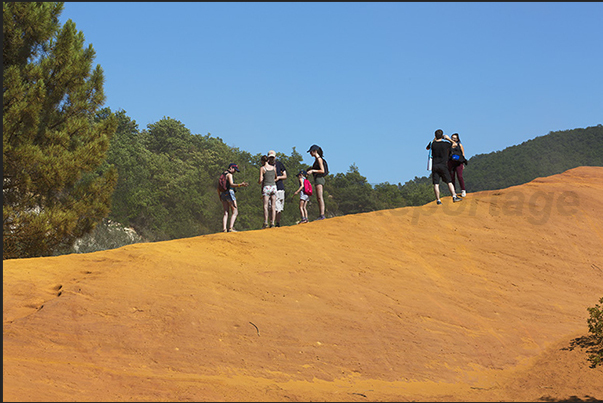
left=3, top=166, right=603, bottom=402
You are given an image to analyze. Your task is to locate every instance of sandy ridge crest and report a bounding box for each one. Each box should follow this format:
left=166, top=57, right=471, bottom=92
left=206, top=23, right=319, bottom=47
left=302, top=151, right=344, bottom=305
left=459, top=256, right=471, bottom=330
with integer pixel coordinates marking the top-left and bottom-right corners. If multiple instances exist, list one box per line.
left=3, top=166, right=603, bottom=402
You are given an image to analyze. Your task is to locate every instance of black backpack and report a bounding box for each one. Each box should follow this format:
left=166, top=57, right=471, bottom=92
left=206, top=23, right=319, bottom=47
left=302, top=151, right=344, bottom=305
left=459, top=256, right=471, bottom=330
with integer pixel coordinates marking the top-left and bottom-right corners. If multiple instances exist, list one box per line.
left=321, top=158, right=329, bottom=176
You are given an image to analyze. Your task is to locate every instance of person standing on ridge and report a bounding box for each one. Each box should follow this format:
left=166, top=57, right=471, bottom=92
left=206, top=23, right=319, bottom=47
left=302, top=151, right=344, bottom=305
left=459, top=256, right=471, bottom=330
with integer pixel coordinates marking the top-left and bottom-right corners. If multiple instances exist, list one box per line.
left=293, top=169, right=310, bottom=224
left=267, top=150, right=287, bottom=227
left=448, top=133, right=467, bottom=197
left=306, top=144, right=327, bottom=220
left=426, top=130, right=463, bottom=205
left=259, top=153, right=277, bottom=228
left=218, top=163, right=249, bottom=232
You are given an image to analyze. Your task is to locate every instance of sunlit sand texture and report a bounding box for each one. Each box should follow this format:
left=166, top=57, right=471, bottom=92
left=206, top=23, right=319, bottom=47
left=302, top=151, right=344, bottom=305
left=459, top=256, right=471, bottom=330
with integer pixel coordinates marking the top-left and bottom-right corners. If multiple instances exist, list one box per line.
left=4, top=166, right=603, bottom=402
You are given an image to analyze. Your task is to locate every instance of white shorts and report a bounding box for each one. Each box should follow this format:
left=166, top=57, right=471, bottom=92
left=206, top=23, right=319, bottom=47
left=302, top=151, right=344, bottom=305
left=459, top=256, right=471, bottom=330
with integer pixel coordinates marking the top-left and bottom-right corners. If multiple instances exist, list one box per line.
left=262, top=185, right=277, bottom=197
left=269, top=190, right=285, bottom=212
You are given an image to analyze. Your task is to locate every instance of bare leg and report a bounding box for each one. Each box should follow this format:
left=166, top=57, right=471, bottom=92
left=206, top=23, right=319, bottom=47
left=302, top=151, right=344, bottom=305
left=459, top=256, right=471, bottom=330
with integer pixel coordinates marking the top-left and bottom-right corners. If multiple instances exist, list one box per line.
left=222, top=200, right=230, bottom=231
left=434, top=184, right=440, bottom=201
left=316, top=184, right=325, bottom=216
left=270, top=194, right=276, bottom=225
left=229, top=201, right=238, bottom=230
left=448, top=161, right=456, bottom=192
left=262, top=195, right=269, bottom=224
left=447, top=182, right=457, bottom=198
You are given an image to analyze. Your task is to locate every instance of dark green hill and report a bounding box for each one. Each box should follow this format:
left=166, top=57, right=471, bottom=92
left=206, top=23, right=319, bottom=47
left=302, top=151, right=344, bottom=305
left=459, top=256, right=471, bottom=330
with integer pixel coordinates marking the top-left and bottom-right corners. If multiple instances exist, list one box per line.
left=462, top=124, right=603, bottom=192
left=60, top=118, right=603, bottom=255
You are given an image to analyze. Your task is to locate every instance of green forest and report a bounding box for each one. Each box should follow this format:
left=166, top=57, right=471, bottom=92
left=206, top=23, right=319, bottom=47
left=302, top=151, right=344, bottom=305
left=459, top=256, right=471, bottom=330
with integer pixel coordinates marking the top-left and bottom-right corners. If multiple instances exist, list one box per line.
left=4, top=3, right=603, bottom=258
left=56, top=114, right=603, bottom=255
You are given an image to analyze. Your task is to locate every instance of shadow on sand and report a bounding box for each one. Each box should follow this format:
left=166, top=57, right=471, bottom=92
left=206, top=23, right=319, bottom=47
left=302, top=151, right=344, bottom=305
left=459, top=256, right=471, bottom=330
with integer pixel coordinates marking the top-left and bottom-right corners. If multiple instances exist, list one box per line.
left=537, top=396, right=602, bottom=402
left=563, top=334, right=602, bottom=369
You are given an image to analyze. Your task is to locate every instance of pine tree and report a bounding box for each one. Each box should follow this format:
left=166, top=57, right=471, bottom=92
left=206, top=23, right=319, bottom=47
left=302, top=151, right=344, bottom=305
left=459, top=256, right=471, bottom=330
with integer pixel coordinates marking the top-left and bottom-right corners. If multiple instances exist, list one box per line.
left=3, top=2, right=118, bottom=259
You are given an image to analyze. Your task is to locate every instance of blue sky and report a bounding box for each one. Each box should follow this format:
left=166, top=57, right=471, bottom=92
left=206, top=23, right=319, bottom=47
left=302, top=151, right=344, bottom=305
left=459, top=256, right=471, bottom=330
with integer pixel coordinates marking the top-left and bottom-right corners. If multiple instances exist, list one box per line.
left=58, top=2, right=603, bottom=185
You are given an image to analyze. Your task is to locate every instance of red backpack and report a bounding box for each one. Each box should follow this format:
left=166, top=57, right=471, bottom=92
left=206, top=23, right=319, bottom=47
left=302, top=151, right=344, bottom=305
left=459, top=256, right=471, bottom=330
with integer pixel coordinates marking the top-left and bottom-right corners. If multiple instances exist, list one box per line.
left=217, top=171, right=229, bottom=192
left=303, top=178, right=313, bottom=196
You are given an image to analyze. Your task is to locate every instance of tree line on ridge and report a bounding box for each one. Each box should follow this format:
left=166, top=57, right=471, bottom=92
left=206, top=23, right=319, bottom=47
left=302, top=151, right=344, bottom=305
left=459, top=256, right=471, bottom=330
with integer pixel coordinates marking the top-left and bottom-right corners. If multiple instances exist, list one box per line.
left=4, top=2, right=602, bottom=258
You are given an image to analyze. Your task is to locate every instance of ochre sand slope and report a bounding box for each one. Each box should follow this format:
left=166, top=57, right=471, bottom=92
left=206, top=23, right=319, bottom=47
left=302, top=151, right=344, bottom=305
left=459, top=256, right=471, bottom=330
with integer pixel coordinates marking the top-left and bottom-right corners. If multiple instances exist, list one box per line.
left=3, top=166, right=603, bottom=402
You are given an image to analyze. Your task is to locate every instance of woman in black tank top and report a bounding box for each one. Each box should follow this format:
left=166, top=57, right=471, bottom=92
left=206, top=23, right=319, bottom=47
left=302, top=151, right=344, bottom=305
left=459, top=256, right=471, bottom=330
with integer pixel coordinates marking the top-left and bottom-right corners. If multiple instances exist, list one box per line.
left=306, top=144, right=327, bottom=220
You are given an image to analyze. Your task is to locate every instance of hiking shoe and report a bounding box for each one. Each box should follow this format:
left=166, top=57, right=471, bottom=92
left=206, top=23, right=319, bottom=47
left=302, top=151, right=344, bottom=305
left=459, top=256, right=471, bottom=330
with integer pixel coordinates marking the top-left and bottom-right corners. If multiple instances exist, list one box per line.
left=316, top=215, right=326, bottom=220
left=461, top=190, right=466, bottom=197
left=228, top=228, right=238, bottom=232
left=453, top=196, right=463, bottom=202
left=275, top=222, right=280, bottom=227
left=261, top=223, right=268, bottom=229
left=436, top=200, right=442, bottom=205
left=270, top=223, right=275, bottom=228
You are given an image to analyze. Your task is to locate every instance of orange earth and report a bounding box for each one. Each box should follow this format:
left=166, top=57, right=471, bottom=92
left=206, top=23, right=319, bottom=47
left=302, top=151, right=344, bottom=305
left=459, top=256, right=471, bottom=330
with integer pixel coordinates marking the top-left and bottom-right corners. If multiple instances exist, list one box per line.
left=3, top=166, right=603, bottom=402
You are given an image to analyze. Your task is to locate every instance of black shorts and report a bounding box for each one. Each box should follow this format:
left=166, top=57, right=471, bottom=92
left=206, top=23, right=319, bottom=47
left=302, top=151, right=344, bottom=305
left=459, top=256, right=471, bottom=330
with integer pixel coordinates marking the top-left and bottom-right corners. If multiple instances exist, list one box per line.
left=432, top=163, right=452, bottom=184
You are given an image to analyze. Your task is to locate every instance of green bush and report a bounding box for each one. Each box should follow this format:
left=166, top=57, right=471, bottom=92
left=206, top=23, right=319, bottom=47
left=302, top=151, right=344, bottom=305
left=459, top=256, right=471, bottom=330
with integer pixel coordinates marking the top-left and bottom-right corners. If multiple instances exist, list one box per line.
left=586, top=296, right=603, bottom=368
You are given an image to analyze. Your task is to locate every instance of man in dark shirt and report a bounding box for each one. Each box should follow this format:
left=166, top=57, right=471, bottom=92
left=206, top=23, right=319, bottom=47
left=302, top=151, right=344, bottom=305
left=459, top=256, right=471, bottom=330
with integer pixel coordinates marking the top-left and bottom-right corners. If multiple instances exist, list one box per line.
left=267, top=150, right=287, bottom=227
left=426, top=129, right=463, bottom=205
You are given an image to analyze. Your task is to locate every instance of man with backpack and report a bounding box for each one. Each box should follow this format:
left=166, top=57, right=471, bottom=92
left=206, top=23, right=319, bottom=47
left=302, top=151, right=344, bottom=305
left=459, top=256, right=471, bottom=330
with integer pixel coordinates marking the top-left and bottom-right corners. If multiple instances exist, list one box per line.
left=217, top=163, right=249, bottom=232
left=426, top=130, right=463, bottom=205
